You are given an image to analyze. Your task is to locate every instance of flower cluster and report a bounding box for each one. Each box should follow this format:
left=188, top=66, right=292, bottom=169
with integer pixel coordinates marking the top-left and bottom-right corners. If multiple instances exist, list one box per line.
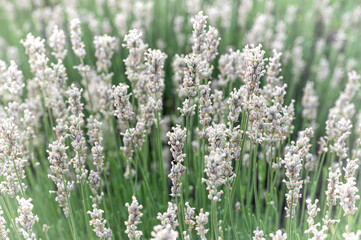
left=94, top=35, right=117, bottom=73
left=167, top=125, right=187, bottom=197
left=15, top=197, right=39, bottom=240
left=125, top=196, right=143, bottom=240
left=281, top=128, right=313, bottom=218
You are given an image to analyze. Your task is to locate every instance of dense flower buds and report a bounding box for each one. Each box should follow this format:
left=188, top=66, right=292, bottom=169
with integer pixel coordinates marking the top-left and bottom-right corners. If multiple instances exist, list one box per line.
left=167, top=125, right=187, bottom=197
left=49, top=25, right=67, bottom=60
left=70, top=18, right=86, bottom=59
left=243, top=44, right=266, bottom=94
left=195, top=209, right=209, bottom=240
left=125, top=196, right=143, bottom=239
left=94, top=35, right=117, bottom=73
left=112, top=83, right=134, bottom=121
left=16, top=197, right=39, bottom=240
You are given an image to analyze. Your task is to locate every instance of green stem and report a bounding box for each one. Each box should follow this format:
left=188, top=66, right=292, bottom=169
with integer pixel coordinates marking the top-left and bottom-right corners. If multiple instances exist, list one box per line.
left=63, top=179, right=77, bottom=240
left=156, top=112, right=168, bottom=204
left=0, top=197, right=22, bottom=240
left=252, top=144, right=261, bottom=224
left=176, top=196, right=185, bottom=240
left=287, top=191, right=294, bottom=240
left=212, top=201, right=219, bottom=239
left=226, top=184, right=237, bottom=239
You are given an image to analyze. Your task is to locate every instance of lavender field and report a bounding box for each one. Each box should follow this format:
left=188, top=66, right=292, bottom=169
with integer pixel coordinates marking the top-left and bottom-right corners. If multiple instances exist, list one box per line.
left=0, top=0, right=361, bottom=239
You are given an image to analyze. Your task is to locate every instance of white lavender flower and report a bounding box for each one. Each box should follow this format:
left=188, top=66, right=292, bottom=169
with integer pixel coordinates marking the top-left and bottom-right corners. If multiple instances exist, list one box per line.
left=87, top=115, right=103, bottom=146
left=151, top=224, right=178, bottom=240
left=172, top=54, right=186, bottom=98
left=184, top=202, right=195, bottom=232
left=227, top=86, right=247, bottom=126
left=138, top=97, right=157, bottom=131
left=305, top=153, right=318, bottom=172
left=212, top=90, right=226, bottom=124
left=226, top=126, right=243, bottom=160
left=179, top=99, right=197, bottom=117
left=94, top=35, right=117, bottom=73
left=328, top=71, right=360, bottom=121
left=157, top=202, right=178, bottom=230
left=342, top=225, right=361, bottom=240
left=197, top=82, right=213, bottom=138
left=302, top=81, right=319, bottom=122
left=263, top=49, right=283, bottom=101
left=0, top=206, right=10, bottom=240
left=270, top=230, right=287, bottom=240
left=15, top=197, right=39, bottom=240
left=167, top=125, right=187, bottom=197
left=326, top=167, right=341, bottom=207
left=125, top=196, right=143, bottom=240
left=217, top=49, right=243, bottom=88
left=70, top=18, right=86, bottom=59
left=87, top=116, right=106, bottom=204
left=4, top=60, right=24, bottom=99
left=0, top=118, right=27, bottom=198
left=20, top=33, right=46, bottom=72
left=49, top=25, right=67, bottom=60
left=67, top=84, right=88, bottom=183
left=112, top=83, right=134, bottom=121
left=191, top=11, right=208, bottom=54
left=304, top=199, right=328, bottom=239
left=88, top=204, right=112, bottom=240
left=282, top=128, right=313, bottom=218
left=47, top=137, right=73, bottom=217
left=206, top=123, right=227, bottom=151
left=145, top=48, right=167, bottom=110
left=195, top=209, right=209, bottom=240
left=322, top=211, right=339, bottom=227
left=21, top=33, right=52, bottom=90
left=243, top=44, right=266, bottom=95
left=202, top=147, right=234, bottom=202
left=246, top=95, right=268, bottom=144
left=326, top=117, right=352, bottom=159
left=343, top=158, right=359, bottom=180
left=181, top=53, right=204, bottom=99
left=121, top=122, right=146, bottom=179
left=122, top=29, right=148, bottom=103
left=305, top=199, right=320, bottom=232
left=338, top=176, right=360, bottom=216
left=203, top=26, right=220, bottom=64
left=253, top=227, right=265, bottom=240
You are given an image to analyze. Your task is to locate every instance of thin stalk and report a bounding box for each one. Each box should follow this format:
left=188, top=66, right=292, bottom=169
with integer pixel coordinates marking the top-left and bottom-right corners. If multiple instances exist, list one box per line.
left=11, top=157, right=25, bottom=198
left=80, top=182, right=91, bottom=238
left=226, top=183, right=237, bottom=239
left=136, top=151, right=158, bottom=211
left=80, top=58, right=94, bottom=113
left=332, top=208, right=343, bottom=240
left=0, top=197, right=22, bottom=240
left=311, top=150, right=328, bottom=201
left=348, top=215, right=353, bottom=232
left=252, top=145, right=260, bottom=224
left=300, top=174, right=309, bottom=231
left=176, top=195, right=185, bottom=240
left=231, top=111, right=249, bottom=201
left=77, top=154, right=91, bottom=238
left=63, top=179, right=77, bottom=240
left=211, top=201, right=219, bottom=239
left=185, top=115, right=191, bottom=199
left=287, top=191, right=294, bottom=240
left=155, top=110, right=167, bottom=203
